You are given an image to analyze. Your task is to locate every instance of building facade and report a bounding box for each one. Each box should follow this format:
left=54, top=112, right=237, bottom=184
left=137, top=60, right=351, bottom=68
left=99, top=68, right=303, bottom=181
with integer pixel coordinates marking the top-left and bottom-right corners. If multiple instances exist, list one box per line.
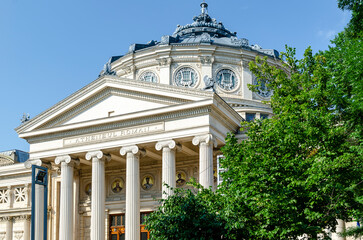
left=0, top=2, right=355, bottom=240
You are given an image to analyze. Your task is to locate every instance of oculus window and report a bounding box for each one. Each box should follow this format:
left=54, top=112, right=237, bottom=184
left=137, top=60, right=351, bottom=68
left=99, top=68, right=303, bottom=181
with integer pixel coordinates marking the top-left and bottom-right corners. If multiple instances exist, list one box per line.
left=216, top=69, right=238, bottom=91
left=253, top=77, right=272, bottom=98
left=174, top=67, right=198, bottom=87
left=139, top=71, right=158, bottom=83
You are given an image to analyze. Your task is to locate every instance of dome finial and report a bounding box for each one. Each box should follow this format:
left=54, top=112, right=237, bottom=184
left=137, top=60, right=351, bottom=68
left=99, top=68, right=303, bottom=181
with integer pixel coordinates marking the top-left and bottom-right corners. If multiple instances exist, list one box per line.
left=200, top=1, right=208, bottom=15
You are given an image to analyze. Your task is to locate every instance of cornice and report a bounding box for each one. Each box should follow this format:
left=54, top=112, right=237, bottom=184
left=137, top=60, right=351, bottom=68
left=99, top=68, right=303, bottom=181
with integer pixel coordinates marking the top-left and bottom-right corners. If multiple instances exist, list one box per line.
left=26, top=106, right=212, bottom=144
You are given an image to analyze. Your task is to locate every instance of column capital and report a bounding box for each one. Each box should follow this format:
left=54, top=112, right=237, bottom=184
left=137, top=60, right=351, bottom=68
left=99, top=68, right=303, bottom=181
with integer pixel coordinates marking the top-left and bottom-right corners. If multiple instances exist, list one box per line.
left=192, top=134, right=217, bottom=148
left=85, top=150, right=110, bottom=162
left=3, top=216, right=13, bottom=222
left=55, top=155, right=80, bottom=166
left=155, top=140, right=180, bottom=151
left=24, top=159, right=51, bottom=169
left=120, top=145, right=145, bottom=156
left=24, top=159, right=42, bottom=169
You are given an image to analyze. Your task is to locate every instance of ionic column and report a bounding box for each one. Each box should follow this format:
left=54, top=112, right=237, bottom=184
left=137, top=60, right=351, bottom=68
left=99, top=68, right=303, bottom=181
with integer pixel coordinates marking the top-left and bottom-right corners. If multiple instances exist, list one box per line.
left=55, top=155, right=79, bottom=240
left=24, top=159, right=46, bottom=240
left=85, top=151, right=110, bottom=240
left=73, top=170, right=80, bottom=240
left=5, top=216, right=13, bottom=240
left=192, top=134, right=217, bottom=188
left=120, top=145, right=144, bottom=240
left=155, top=140, right=178, bottom=198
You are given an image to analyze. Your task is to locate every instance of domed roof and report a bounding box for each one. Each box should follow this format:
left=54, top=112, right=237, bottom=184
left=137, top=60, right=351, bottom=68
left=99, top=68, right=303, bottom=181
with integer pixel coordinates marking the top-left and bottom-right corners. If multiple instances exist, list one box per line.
left=101, top=1, right=279, bottom=71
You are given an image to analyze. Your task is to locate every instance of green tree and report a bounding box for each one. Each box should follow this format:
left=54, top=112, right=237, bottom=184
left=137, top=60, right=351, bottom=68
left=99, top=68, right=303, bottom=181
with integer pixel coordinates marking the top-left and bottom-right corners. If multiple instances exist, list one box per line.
left=145, top=181, right=226, bottom=240
left=218, top=24, right=363, bottom=238
left=337, top=0, right=363, bottom=37
left=145, top=2, right=362, bottom=239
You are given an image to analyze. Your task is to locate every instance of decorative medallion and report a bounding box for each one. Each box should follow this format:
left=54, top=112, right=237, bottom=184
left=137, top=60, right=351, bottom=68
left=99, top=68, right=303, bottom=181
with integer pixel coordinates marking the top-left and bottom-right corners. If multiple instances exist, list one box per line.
left=141, top=175, right=154, bottom=190
left=111, top=178, right=124, bottom=193
left=139, top=71, right=158, bottom=83
left=216, top=69, right=238, bottom=91
left=85, top=183, right=91, bottom=196
left=253, top=77, right=272, bottom=98
left=174, top=67, right=198, bottom=88
left=176, top=172, right=187, bottom=187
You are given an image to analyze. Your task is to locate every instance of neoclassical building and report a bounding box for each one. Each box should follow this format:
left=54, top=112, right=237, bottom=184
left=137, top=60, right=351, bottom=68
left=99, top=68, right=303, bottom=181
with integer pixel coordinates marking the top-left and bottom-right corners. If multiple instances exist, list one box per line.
left=0, top=2, right=354, bottom=240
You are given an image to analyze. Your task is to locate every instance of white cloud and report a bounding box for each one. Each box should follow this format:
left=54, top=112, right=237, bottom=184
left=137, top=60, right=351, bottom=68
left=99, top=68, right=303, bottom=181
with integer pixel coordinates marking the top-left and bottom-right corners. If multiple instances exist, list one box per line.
left=317, top=30, right=337, bottom=40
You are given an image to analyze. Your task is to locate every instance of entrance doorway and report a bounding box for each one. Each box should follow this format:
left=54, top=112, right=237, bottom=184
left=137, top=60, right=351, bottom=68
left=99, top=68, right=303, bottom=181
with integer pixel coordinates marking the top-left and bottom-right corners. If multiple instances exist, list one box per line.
left=110, top=212, right=151, bottom=240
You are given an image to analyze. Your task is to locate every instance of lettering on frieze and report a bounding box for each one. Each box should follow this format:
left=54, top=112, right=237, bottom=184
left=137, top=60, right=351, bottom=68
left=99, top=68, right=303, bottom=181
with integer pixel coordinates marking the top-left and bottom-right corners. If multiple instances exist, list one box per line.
left=63, top=122, right=165, bottom=146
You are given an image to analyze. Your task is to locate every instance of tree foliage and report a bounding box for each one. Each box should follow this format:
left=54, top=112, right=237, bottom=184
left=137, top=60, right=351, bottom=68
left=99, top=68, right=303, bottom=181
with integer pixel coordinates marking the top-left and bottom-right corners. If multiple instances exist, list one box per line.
left=145, top=2, right=362, bottom=239
left=145, top=180, right=226, bottom=240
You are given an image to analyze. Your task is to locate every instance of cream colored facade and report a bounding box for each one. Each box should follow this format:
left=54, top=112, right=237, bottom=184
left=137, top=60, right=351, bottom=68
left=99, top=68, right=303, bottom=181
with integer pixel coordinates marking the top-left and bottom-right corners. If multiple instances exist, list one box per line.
left=0, top=2, right=356, bottom=240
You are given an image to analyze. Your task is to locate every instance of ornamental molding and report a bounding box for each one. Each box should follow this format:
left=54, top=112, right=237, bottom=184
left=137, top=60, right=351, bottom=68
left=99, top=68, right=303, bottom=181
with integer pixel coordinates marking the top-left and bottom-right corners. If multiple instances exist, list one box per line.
left=27, top=106, right=212, bottom=144
left=155, top=140, right=181, bottom=151
left=134, top=59, right=159, bottom=69
left=121, top=65, right=135, bottom=74
left=192, top=134, right=217, bottom=148
left=24, top=159, right=42, bottom=169
left=199, top=56, right=214, bottom=65
left=55, top=155, right=80, bottom=166
left=156, top=57, right=172, bottom=66
left=120, top=145, right=145, bottom=157
left=0, top=156, right=14, bottom=167
left=85, top=151, right=111, bottom=162
left=214, top=56, right=240, bottom=65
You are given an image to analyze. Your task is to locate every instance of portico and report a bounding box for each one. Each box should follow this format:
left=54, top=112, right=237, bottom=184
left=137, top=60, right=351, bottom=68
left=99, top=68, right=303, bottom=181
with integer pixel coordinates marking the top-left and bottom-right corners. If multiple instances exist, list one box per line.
left=18, top=77, right=242, bottom=240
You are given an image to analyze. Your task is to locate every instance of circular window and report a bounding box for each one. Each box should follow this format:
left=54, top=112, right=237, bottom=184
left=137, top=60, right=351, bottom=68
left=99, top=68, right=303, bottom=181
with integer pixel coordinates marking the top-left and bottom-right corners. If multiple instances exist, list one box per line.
left=174, top=67, right=198, bottom=87
left=139, top=71, right=158, bottom=83
left=216, top=69, right=238, bottom=91
left=253, top=77, right=272, bottom=98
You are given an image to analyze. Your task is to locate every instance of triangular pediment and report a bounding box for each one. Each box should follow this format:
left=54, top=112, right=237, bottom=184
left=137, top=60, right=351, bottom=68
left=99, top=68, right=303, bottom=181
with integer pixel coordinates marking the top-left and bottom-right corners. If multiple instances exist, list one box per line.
left=16, top=76, right=214, bottom=135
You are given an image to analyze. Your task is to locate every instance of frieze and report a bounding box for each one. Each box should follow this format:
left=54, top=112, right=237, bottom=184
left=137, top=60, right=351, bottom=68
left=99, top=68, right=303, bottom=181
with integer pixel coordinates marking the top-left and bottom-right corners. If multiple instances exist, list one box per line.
left=63, top=122, right=165, bottom=147
left=28, top=106, right=211, bottom=144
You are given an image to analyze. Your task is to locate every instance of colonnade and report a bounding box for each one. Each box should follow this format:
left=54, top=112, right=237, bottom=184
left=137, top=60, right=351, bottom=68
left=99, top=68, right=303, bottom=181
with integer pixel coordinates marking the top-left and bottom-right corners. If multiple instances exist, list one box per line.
left=28, top=134, right=216, bottom=240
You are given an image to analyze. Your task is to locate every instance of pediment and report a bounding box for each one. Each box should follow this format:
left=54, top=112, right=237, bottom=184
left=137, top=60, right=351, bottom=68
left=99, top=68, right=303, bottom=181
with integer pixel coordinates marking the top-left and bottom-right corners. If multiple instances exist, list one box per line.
left=16, top=76, right=213, bottom=135
left=40, top=87, right=186, bottom=128
left=0, top=155, right=15, bottom=166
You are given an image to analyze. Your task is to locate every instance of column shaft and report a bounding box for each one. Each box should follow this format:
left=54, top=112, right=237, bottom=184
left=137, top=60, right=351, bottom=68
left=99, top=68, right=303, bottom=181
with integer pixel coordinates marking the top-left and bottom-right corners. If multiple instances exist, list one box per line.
left=35, top=184, right=44, bottom=240
left=59, top=162, right=74, bottom=240
left=24, top=216, right=31, bottom=240
left=5, top=217, right=13, bottom=240
left=91, top=157, right=106, bottom=240
left=162, top=147, right=176, bottom=198
left=193, top=134, right=216, bottom=188
left=125, top=152, right=140, bottom=240
left=199, top=141, right=214, bottom=188
left=73, top=172, right=80, bottom=240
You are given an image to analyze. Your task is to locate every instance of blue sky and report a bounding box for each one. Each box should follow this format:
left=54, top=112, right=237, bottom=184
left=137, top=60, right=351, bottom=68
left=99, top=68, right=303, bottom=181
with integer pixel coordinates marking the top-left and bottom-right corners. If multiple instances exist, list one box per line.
left=0, top=0, right=351, bottom=152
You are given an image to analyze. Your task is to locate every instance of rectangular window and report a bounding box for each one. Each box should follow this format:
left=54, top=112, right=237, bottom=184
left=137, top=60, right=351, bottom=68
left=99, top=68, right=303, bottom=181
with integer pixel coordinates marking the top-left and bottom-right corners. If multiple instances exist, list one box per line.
left=217, top=155, right=226, bottom=185
left=246, top=113, right=256, bottom=122
left=260, top=114, right=269, bottom=120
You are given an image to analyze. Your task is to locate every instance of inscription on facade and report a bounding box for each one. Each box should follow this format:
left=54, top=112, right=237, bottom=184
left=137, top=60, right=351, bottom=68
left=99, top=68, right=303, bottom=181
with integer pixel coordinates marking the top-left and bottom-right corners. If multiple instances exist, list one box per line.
left=63, top=122, right=164, bottom=146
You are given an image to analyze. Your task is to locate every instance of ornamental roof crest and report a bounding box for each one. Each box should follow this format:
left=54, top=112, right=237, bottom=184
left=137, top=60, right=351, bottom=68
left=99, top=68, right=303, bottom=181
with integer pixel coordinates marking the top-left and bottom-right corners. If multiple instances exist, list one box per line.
left=173, top=1, right=236, bottom=38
